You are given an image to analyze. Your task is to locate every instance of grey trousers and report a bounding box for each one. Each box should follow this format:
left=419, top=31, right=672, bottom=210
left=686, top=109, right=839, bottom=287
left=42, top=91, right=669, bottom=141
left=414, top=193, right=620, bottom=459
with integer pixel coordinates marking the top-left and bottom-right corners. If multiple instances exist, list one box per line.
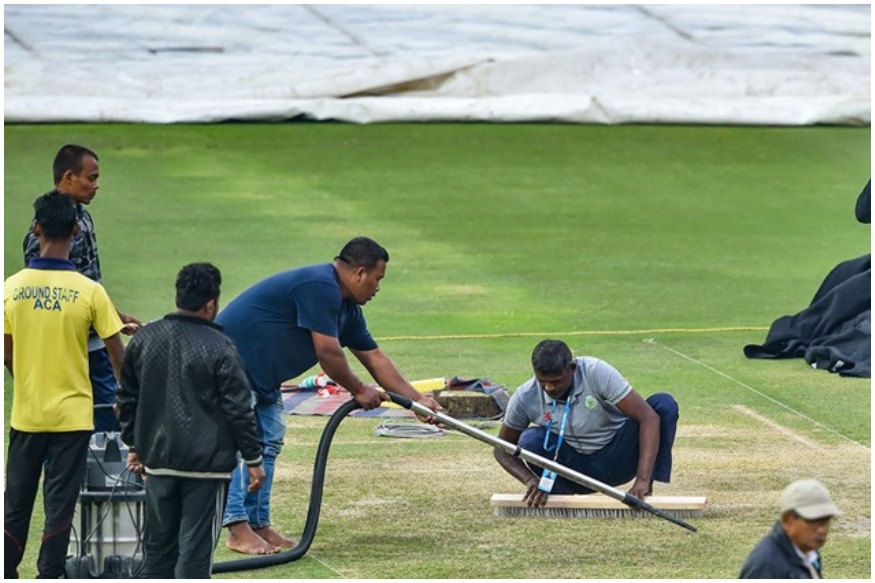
left=142, top=475, right=227, bottom=579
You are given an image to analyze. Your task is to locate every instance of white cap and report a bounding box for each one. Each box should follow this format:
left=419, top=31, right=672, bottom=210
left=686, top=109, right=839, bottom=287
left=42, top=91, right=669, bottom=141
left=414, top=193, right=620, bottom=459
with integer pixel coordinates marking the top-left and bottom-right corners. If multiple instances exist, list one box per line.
left=780, top=479, right=843, bottom=520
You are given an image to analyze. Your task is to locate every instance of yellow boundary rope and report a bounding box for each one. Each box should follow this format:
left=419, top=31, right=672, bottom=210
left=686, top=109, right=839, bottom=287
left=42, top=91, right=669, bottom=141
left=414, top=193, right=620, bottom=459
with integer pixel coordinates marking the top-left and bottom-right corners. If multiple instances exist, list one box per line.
left=376, top=325, right=768, bottom=342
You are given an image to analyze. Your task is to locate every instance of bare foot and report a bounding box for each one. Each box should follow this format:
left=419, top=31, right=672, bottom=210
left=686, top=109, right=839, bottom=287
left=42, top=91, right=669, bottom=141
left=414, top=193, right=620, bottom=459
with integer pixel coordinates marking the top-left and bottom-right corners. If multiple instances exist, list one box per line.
left=225, top=522, right=281, bottom=555
left=254, top=526, right=296, bottom=549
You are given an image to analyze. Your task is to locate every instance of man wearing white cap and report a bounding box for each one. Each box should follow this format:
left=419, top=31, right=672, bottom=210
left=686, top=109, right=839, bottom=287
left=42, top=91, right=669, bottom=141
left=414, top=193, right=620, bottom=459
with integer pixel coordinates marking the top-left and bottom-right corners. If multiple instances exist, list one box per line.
left=740, top=478, right=843, bottom=578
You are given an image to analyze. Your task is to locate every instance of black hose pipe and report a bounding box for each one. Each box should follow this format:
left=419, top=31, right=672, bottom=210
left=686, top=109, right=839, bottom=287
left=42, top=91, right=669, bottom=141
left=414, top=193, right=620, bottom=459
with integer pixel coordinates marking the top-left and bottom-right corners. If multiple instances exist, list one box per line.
left=212, top=398, right=363, bottom=574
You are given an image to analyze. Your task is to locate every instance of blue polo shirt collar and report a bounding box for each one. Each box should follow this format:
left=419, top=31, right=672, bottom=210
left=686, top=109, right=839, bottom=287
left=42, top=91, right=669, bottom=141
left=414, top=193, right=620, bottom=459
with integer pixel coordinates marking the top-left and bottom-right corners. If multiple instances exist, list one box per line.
left=27, top=257, right=77, bottom=271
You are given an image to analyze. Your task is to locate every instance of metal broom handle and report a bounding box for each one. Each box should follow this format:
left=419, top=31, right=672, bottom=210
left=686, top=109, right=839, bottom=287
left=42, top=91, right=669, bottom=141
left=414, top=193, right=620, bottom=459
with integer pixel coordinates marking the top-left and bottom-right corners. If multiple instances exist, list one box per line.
left=386, top=392, right=698, bottom=533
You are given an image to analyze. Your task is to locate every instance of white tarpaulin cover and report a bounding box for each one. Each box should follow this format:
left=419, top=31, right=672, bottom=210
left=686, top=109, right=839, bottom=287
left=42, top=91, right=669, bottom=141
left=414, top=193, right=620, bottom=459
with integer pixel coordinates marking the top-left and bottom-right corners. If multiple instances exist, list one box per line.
left=4, top=4, right=871, bottom=125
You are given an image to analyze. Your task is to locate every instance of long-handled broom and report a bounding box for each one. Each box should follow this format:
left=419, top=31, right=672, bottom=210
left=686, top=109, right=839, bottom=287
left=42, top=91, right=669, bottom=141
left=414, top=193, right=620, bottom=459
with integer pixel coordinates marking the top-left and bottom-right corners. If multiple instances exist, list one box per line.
left=385, top=392, right=699, bottom=533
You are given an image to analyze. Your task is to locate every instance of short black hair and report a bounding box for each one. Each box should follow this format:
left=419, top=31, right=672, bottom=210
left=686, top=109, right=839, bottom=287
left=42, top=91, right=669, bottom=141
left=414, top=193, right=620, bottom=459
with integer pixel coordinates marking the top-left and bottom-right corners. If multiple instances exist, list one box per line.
left=335, top=236, right=389, bottom=270
left=175, top=263, right=222, bottom=311
left=53, top=144, right=98, bottom=185
left=33, top=190, right=78, bottom=240
left=531, top=339, right=573, bottom=376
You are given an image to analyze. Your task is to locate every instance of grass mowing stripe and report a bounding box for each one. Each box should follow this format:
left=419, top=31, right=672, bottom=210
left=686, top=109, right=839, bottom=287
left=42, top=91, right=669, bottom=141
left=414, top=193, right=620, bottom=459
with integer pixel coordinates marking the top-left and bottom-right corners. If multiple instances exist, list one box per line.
left=4, top=123, right=868, bottom=578
left=376, top=325, right=768, bottom=342
left=653, top=340, right=869, bottom=451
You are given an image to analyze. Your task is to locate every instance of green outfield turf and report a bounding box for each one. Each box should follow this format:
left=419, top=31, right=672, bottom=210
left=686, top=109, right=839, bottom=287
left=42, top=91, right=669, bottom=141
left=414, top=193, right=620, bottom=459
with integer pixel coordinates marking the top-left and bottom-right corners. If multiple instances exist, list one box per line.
left=3, top=122, right=871, bottom=579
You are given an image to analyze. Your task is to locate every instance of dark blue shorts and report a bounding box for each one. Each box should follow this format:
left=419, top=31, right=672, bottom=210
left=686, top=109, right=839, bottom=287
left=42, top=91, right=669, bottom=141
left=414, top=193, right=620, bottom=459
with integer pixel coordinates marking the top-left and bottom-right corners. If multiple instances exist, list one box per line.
left=518, top=393, right=678, bottom=494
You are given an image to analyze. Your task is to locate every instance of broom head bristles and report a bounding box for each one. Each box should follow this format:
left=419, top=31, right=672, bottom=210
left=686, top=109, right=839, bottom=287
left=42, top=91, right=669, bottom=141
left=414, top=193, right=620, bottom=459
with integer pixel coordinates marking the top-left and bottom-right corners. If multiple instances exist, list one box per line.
left=491, top=493, right=707, bottom=519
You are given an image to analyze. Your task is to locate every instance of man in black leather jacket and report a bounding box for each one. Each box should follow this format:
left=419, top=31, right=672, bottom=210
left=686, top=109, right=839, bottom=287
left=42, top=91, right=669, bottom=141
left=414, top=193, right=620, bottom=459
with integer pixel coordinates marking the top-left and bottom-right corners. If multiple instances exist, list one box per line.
left=118, top=263, right=264, bottom=578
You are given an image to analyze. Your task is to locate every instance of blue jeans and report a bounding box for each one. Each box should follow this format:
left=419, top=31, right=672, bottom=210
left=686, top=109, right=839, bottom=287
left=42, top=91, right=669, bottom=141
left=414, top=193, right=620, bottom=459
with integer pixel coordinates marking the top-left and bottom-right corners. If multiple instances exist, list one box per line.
left=518, top=393, right=678, bottom=494
left=222, top=393, right=286, bottom=528
left=89, top=347, right=121, bottom=432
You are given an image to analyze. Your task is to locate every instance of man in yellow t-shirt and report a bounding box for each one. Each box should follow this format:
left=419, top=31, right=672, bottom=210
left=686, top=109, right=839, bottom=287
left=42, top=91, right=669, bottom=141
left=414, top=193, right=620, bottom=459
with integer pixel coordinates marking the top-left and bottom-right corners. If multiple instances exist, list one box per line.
left=4, top=191, right=125, bottom=579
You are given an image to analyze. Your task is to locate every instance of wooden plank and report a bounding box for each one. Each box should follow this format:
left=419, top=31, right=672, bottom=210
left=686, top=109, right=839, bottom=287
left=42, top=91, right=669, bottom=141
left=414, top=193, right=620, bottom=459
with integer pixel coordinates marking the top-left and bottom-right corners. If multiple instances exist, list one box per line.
left=490, top=493, right=707, bottom=510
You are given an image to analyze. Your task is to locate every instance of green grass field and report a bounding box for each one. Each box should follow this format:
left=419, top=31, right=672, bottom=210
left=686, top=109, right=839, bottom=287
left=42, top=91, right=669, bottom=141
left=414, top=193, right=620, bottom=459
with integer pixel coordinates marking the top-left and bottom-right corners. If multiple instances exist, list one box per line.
left=4, top=123, right=871, bottom=578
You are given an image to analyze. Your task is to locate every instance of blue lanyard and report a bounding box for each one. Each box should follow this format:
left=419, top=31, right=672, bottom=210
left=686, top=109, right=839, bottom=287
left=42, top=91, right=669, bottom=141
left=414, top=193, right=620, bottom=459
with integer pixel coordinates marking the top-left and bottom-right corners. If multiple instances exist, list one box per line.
left=542, top=397, right=571, bottom=460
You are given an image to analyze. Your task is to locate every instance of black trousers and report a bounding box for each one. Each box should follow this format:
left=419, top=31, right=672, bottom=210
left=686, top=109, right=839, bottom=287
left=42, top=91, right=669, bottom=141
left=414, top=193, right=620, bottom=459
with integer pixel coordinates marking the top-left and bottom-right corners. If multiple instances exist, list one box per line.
left=143, top=475, right=227, bottom=579
left=4, top=429, right=91, bottom=579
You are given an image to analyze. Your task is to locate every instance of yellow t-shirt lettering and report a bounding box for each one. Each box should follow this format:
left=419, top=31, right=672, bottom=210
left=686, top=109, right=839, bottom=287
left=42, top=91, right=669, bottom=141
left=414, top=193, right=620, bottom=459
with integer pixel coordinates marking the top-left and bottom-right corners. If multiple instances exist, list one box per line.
left=4, top=267, right=125, bottom=432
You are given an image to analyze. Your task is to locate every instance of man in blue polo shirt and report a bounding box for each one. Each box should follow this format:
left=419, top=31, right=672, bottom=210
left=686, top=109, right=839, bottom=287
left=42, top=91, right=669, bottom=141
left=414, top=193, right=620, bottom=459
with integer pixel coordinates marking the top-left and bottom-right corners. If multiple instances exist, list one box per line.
left=494, top=339, right=678, bottom=505
left=218, top=236, right=442, bottom=555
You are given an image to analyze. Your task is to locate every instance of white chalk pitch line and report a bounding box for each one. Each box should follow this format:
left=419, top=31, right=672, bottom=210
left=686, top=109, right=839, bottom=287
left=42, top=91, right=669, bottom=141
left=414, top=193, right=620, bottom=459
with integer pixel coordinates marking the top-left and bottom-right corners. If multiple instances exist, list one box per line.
left=731, top=405, right=824, bottom=450
left=308, top=554, right=346, bottom=578
left=648, top=339, right=869, bottom=452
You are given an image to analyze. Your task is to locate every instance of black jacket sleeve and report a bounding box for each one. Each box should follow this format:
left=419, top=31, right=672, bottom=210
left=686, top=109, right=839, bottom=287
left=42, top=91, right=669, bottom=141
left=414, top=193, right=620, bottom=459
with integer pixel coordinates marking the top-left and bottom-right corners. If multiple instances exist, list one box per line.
left=117, top=337, right=142, bottom=451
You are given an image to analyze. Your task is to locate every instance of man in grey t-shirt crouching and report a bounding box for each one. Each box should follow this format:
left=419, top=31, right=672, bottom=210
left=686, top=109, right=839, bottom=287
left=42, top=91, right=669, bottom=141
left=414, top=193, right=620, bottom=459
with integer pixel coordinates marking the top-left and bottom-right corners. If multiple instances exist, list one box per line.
left=493, top=339, right=678, bottom=506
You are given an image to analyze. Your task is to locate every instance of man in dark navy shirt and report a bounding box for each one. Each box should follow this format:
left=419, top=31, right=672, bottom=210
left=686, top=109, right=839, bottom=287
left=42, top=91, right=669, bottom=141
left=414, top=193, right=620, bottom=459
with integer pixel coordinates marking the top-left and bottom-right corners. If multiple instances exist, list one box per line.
left=218, top=236, right=442, bottom=555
